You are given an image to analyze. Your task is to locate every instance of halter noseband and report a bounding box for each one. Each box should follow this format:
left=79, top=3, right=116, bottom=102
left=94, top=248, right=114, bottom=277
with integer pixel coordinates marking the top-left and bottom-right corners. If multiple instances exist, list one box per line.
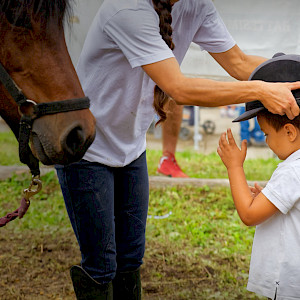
left=0, top=61, right=90, bottom=176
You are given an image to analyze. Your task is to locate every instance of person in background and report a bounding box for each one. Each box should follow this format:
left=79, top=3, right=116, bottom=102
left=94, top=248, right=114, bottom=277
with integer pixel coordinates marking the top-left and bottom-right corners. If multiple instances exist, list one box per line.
left=157, top=100, right=190, bottom=177
left=55, top=0, right=300, bottom=299
left=217, top=54, right=300, bottom=300
left=239, top=106, right=265, bottom=146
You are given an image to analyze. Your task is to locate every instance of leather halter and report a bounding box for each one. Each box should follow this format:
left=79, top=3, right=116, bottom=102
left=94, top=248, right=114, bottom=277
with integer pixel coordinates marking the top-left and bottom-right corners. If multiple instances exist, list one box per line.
left=0, top=61, right=90, bottom=176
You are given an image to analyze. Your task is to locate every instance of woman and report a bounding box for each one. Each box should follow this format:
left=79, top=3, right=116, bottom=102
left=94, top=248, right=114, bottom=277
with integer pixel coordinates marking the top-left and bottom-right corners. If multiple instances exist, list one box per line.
left=56, top=0, right=300, bottom=299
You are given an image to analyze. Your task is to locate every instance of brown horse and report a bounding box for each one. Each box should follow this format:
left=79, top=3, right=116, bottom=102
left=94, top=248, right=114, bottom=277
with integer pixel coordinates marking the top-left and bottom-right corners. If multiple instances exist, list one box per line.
left=0, top=0, right=96, bottom=168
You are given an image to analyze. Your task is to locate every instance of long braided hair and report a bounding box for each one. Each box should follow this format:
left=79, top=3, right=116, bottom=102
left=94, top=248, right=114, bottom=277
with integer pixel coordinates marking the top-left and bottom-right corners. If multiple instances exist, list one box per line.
left=152, top=0, right=175, bottom=124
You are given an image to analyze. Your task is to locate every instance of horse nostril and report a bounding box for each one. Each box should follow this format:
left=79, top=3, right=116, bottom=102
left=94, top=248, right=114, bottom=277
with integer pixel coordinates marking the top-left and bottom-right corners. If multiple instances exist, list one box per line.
left=63, top=126, right=86, bottom=157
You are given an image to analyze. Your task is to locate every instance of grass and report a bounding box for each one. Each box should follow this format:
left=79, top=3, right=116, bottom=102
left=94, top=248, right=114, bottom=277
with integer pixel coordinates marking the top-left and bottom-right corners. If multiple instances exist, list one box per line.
left=146, top=149, right=278, bottom=181
left=145, top=185, right=259, bottom=299
left=0, top=130, right=278, bottom=180
left=0, top=171, right=263, bottom=299
left=0, top=130, right=277, bottom=298
left=0, top=171, right=257, bottom=300
left=0, top=172, right=70, bottom=234
left=0, top=131, right=20, bottom=166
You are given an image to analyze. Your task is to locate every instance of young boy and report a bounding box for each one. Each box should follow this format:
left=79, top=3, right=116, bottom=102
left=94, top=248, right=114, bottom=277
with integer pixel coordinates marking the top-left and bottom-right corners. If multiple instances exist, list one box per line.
left=217, top=53, right=300, bottom=300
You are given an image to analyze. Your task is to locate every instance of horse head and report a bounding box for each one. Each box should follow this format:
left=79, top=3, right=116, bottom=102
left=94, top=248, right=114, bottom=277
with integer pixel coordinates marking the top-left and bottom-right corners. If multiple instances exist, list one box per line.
left=0, top=0, right=96, bottom=166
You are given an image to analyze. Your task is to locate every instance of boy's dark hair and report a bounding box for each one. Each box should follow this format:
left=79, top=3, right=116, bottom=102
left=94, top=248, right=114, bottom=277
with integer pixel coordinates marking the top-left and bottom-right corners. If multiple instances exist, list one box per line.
left=257, top=110, right=300, bottom=132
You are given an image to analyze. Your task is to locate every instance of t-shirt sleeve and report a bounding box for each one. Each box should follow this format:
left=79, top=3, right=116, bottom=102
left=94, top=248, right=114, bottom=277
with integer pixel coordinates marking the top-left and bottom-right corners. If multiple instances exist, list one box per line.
left=103, top=9, right=174, bottom=68
left=262, top=165, right=300, bottom=214
left=192, top=1, right=236, bottom=53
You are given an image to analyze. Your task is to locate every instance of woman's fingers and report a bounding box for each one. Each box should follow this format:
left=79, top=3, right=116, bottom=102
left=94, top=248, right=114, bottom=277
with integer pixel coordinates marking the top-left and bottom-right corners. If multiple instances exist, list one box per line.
left=262, top=82, right=300, bottom=119
left=285, top=82, right=300, bottom=119
left=288, top=102, right=300, bottom=120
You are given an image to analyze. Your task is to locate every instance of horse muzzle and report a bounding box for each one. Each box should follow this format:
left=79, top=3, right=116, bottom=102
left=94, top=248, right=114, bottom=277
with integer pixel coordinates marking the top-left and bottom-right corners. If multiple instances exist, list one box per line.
left=31, top=111, right=96, bottom=165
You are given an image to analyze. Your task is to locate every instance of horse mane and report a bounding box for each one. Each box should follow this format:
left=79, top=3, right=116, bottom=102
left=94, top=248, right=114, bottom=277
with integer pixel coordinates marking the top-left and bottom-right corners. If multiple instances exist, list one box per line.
left=0, top=0, right=73, bottom=29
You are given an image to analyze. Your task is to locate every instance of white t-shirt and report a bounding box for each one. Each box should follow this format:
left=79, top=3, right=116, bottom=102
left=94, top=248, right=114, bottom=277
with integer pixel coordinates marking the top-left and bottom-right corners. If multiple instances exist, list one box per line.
left=247, top=150, right=300, bottom=299
left=77, top=0, right=236, bottom=167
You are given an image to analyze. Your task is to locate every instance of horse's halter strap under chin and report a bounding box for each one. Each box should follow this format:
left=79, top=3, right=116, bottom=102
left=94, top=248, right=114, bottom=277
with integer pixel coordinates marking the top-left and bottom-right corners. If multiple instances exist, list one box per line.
left=0, top=61, right=90, bottom=176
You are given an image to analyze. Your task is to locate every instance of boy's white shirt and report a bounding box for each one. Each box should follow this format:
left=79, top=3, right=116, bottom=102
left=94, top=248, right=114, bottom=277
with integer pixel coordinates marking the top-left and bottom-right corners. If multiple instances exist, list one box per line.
left=247, top=149, right=300, bottom=299
left=77, top=0, right=236, bottom=167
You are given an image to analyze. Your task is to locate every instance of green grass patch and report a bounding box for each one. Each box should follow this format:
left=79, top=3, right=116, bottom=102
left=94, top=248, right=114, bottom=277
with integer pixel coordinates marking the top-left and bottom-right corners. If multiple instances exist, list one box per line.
left=147, top=149, right=278, bottom=181
left=146, top=185, right=257, bottom=298
left=0, top=131, right=20, bottom=165
left=0, top=171, right=71, bottom=234
left=0, top=130, right=279, bottom=181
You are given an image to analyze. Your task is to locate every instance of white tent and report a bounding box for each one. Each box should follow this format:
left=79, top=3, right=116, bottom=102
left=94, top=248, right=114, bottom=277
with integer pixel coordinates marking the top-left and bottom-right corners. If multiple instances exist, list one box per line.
left=65, top=0, right=104, bottom=65
left=66, top=0, right=300, bottom=74
left=181, top=0, right=300, bottom=78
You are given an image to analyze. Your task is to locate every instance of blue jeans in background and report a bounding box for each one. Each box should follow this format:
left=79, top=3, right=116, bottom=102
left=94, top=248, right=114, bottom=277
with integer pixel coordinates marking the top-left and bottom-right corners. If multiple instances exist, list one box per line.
left=55, top=151, right=149, bottom=284
left=239, top=106, right=265, bottom=143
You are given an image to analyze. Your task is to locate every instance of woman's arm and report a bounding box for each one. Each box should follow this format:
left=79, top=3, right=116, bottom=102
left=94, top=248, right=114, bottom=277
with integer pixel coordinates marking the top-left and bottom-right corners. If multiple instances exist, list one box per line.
left=217, top=129, right=278, bottom=226
left=209, top=45, right=267, bottom=81
left=142, top=56, right=300, bottom=119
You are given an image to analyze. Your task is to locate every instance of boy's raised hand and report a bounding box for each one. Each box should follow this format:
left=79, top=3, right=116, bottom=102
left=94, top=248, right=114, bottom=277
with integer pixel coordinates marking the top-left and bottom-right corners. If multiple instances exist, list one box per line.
left=217, top=128, right=247, bottom=170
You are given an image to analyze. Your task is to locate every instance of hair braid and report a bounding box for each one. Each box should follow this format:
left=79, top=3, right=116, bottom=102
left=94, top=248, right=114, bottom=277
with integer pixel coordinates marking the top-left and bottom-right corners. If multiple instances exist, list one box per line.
left=152, top=0, right=175, bottom=124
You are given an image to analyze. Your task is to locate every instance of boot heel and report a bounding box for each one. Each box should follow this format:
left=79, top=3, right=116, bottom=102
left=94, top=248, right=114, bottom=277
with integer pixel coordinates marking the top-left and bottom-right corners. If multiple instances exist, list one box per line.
left=113, top=268, right=141, bottom=300
left=70, top=265, right=113, bottom=300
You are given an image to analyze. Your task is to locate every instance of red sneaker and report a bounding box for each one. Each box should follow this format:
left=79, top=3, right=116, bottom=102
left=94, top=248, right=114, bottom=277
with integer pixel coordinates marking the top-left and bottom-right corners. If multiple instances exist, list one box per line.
left=157, top=153, right=189, bottom=178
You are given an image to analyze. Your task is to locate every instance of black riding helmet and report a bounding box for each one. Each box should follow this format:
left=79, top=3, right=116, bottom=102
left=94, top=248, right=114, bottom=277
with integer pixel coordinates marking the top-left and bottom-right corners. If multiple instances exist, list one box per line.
left=233, top=52, right=300, bottom=122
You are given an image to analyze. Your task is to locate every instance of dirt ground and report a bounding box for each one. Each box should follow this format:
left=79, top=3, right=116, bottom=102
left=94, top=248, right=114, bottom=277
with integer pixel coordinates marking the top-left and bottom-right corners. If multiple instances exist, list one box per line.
left=0, top=228, right=228, bottom=300
left=0, top=228, right=78, bottom=300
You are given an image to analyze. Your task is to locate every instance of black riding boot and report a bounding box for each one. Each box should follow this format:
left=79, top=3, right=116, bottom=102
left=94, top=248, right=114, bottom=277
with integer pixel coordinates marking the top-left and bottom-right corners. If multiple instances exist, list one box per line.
left=70, top=265, right=113, bottom=300
left=113, top=268, right=141, bottom=300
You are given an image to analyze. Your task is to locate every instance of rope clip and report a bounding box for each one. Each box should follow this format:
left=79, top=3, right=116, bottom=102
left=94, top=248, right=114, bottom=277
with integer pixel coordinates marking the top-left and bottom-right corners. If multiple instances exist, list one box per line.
left=22, top=175, right=42, bottom=203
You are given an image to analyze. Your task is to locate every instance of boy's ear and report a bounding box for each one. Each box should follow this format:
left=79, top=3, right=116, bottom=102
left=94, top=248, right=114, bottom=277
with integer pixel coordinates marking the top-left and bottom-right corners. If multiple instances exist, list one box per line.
left=284, top=123, right=298, bottom=142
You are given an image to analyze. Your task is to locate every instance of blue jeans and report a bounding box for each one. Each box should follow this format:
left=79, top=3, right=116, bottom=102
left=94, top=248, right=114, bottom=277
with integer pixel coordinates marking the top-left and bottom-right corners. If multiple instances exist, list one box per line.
left=239, top=107, right=265, bottom=143
left=55, top=151, right=149, bottom=284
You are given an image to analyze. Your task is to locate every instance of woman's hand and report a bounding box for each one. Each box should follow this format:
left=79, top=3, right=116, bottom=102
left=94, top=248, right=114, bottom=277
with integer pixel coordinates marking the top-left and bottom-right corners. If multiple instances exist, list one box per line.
left=217, top=128, right=247, bottom=170
left=260, top=81, right=300, bottom=120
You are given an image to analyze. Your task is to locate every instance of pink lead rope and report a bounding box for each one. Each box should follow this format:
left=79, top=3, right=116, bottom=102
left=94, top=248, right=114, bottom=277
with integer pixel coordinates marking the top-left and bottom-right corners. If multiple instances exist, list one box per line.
left=0, top=176, right=42, bottom=227
left=0, top=197, right=30, bottom=227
